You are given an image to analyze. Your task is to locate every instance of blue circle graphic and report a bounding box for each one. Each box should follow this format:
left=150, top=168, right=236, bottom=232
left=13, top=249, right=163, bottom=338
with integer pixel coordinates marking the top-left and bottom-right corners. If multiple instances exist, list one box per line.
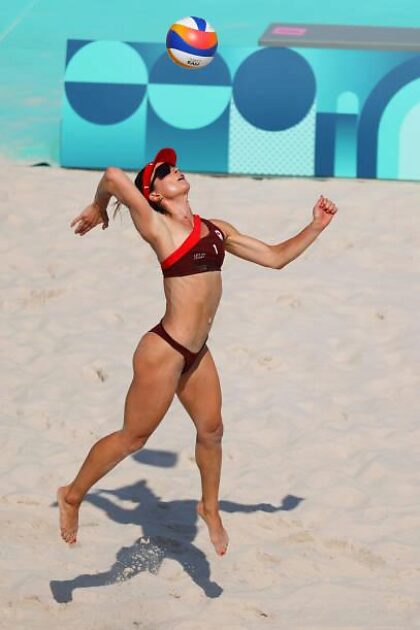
left=64, top=41, right=148, bottom=126
left=232, top=48, right=316, bottom=131
left=65, top=83, right=146, bottom=125
left=148, top=52, right=231, bottom=130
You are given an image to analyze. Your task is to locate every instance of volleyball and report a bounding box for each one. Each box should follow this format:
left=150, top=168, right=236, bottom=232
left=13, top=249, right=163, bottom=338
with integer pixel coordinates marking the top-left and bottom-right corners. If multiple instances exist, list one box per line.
left=166, top=16, right=218, bottom=70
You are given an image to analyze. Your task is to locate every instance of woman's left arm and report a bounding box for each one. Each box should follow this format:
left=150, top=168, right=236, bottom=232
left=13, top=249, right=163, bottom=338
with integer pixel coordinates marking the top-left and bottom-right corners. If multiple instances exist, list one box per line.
left=212, top=195, right=338, bottom=269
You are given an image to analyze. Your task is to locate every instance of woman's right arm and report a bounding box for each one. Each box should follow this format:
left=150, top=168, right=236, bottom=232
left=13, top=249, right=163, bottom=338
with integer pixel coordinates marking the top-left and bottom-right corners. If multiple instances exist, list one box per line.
left=98, top=167, right=161, bottom=241
left=71, top=167, right=161, bottom=242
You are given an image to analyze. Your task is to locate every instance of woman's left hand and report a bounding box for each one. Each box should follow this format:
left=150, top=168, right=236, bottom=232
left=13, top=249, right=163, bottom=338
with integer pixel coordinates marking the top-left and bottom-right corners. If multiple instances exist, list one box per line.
left=312, top=195, right=338, bottom=230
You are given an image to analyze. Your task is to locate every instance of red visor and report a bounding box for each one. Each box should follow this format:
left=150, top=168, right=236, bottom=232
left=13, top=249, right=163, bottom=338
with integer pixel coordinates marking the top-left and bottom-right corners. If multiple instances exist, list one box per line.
left=140, top=148, right=177, bottom=200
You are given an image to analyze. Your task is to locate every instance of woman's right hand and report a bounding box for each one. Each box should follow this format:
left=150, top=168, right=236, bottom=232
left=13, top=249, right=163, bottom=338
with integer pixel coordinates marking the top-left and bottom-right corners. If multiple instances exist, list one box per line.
left=70, top=202, right=109, bottom=236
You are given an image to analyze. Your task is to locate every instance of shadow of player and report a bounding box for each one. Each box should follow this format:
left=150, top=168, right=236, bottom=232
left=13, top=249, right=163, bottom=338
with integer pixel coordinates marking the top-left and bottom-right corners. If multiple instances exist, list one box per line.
left=50, top=450, right=304, bottom=603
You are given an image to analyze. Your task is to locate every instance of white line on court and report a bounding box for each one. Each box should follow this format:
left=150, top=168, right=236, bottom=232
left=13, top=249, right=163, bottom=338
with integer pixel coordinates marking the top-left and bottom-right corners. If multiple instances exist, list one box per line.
left=0, top=0, right=41, bottom=44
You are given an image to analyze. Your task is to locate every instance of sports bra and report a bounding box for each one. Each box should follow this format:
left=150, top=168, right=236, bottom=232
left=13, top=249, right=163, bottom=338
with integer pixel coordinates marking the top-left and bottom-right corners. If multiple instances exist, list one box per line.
left=160, top=214, right=225, bottom=278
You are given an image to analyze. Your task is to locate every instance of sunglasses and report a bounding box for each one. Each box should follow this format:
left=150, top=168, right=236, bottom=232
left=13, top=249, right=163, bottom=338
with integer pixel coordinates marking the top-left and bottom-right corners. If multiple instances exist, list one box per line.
left=150, top=162, right=172, bottom=190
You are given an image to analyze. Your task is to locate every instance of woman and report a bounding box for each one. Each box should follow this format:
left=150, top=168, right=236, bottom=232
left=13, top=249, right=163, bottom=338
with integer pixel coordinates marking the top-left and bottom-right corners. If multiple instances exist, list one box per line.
left=59, top=147, right=338, bottom=556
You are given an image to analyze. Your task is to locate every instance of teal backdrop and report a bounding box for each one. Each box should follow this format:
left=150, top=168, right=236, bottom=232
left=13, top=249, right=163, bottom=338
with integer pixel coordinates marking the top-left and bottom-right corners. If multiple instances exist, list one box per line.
left=1, top=0, right=420, bottom=178
left=61, top=40, right=420, bottom=180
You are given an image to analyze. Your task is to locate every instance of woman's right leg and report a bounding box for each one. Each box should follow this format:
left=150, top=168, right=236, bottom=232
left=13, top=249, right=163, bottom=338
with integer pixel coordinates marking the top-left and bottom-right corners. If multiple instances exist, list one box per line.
left=58, top=332, right=185, bottom=543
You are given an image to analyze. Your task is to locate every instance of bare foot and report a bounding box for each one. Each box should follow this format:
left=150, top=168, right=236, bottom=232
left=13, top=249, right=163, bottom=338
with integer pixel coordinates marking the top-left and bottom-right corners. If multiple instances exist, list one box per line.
left=197, top=501, right=229, bottom=556
left=57, top=486, right=79, bottom=544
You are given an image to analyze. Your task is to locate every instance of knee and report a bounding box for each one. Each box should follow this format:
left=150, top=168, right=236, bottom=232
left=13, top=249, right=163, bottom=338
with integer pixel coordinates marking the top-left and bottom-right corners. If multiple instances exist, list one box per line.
left=120, top=431, right=150, bottom=455
left=196, top=420, right=224, bottom=446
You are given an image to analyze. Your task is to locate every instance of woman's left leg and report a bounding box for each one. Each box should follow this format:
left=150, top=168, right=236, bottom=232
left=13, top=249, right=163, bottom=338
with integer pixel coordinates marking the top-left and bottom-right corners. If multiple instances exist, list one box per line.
left=176, top=348, right=229, bottom=556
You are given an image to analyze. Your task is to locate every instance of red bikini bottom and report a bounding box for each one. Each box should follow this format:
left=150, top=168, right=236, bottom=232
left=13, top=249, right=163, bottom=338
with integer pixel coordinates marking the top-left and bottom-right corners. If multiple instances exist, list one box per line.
left=149, top=320, right=208, bottom=374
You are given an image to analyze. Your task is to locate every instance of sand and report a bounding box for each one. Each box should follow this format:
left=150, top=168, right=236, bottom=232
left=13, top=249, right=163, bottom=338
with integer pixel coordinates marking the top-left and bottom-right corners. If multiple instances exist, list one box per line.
left=1, top=160, right=419, bottom=629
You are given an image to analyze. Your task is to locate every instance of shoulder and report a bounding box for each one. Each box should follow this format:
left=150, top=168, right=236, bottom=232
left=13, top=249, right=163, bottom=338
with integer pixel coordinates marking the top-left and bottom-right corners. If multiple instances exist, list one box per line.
left=208, top=218, right=240, bottom=241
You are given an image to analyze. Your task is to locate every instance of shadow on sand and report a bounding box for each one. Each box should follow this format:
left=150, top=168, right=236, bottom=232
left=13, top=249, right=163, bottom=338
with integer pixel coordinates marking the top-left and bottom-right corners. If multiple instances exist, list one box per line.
left=50, top=448, right=304, bottom=603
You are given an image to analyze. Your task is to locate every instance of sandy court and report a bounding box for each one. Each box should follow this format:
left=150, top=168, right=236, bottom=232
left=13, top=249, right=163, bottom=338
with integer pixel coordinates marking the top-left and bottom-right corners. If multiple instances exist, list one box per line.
left=1, top=160, right=420, bottom=629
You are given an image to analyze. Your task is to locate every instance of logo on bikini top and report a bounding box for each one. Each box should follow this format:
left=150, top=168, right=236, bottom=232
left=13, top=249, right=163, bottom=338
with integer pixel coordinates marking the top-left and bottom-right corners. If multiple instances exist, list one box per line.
left=194, top=252, right=206, bottom=260
left=215, top=230, right=223, bottom=241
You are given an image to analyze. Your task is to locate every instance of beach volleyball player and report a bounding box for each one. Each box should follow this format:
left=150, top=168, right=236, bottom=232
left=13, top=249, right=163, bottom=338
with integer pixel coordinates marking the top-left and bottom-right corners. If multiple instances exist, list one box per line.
left=59, top=148, right=338, bottom=555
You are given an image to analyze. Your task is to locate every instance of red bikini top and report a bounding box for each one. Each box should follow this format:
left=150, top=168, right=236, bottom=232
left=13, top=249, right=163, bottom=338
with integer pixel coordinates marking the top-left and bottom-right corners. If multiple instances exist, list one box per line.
left=161, top=215, right=225, bottom=278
